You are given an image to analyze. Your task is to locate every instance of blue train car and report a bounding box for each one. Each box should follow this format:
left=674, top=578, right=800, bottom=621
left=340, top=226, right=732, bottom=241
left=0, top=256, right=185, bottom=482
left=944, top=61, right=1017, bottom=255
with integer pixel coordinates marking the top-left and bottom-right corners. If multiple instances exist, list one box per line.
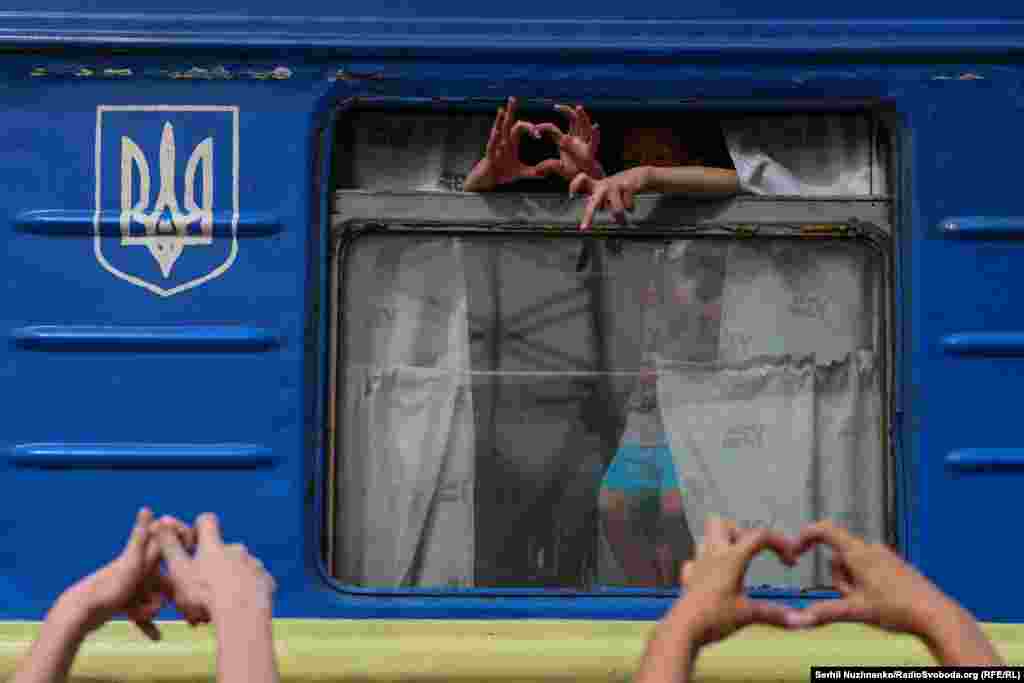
left=0, top=1, right=1022, bottom=679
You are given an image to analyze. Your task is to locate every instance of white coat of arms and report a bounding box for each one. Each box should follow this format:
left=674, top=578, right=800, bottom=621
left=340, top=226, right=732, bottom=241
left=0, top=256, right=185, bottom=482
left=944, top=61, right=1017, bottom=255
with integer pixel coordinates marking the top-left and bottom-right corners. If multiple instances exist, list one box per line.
left=93, top=105, right=239, bottom=296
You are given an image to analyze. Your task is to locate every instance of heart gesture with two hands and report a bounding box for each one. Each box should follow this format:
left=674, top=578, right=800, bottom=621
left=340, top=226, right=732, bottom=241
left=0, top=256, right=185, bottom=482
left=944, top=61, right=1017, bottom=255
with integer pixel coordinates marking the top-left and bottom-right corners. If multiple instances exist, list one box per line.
left=463, top=97, right=741, bottom=230
left=463, top=97, right=604, bottom=192
left=11, top=509, right=280, bottom=683
left=634, top=517, right=1002, bottom=683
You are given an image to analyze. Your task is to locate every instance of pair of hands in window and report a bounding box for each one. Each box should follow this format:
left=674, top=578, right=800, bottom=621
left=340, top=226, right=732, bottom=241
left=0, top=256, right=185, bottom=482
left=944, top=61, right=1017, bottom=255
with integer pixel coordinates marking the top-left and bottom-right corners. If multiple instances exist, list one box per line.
left=465, top=97, right=648, bottom=230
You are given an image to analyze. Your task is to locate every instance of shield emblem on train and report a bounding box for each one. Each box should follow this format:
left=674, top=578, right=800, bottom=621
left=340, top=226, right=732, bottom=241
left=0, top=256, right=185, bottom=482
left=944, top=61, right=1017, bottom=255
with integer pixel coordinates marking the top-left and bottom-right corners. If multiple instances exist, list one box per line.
left=93, top=106, right=239, bottom=296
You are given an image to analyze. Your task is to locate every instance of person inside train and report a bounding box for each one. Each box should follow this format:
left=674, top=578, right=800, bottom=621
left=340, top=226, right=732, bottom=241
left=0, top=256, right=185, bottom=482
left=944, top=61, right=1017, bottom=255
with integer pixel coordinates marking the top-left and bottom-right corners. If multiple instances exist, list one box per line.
left=465, top=98, right=721, bottom=587
left=597, top=361, right=688, bottom=587
left=634, top=516, right=1003, bottom=683
left=10, top=509, right=280, bottom=683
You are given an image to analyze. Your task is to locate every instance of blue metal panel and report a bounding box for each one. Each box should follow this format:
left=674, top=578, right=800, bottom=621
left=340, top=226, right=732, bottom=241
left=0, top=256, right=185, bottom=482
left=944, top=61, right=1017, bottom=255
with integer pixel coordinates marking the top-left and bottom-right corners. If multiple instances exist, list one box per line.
left=0, top=6, right=1022, bottom=54
left=902, top=79, right=1024, bottom=623
left=4, top=0, right=1022, bottom=17
left=0, top=75, right=324, bottom=619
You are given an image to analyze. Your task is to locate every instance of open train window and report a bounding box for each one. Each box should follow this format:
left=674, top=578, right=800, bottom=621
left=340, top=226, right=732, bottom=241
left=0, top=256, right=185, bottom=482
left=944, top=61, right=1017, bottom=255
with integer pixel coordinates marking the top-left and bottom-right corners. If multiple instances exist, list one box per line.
left=325, top=106, right=893, bottom=592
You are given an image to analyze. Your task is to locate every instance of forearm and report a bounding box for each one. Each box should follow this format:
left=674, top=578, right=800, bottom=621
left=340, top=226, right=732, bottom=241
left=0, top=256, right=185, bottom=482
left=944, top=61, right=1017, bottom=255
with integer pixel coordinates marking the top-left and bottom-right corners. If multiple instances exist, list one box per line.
left=634, top=601, right=701, bottom=683
left=642, top=166, right=740, bottom=197
left=11, top=594, right=92, bottom=683
left=919, top=599, right=1003, bottom=666
left=212, top=605, right=280, bottom=683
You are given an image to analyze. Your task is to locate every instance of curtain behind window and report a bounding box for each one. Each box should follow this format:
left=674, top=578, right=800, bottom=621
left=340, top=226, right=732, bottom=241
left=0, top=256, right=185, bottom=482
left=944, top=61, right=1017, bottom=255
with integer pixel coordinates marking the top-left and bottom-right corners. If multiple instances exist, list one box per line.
left=656, top=241, right=884, bottom=587
left=336, top=239, right=475, bottom=587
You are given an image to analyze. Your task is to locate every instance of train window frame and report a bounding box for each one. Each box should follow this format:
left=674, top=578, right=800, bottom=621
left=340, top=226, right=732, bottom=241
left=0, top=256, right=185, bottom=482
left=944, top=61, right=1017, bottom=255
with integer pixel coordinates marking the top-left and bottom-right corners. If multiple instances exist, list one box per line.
left=321, top=189, right=895, bottom=599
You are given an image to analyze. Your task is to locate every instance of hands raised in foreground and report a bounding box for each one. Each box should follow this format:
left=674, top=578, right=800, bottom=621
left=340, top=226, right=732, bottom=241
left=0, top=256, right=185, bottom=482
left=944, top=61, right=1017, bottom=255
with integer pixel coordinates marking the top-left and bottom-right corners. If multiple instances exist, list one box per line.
left=12, top=509, right=279, bottom=683
left=634, top=517, right=1002, bottom=683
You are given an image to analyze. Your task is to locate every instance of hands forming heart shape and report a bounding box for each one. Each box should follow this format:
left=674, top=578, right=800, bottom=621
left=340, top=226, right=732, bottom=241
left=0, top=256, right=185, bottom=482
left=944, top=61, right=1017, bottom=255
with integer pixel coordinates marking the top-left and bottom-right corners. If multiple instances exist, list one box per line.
left=667, top=516, right=1004, bottom=669
left=463, top=97, right=604, bottom=192
left=631, top=516, right=1006, bottom=681
left=61, top=508, right=275, bottom=642
left=37, top=509, right=1002, bottom=683
left=463, top=97, right=740, bottom=232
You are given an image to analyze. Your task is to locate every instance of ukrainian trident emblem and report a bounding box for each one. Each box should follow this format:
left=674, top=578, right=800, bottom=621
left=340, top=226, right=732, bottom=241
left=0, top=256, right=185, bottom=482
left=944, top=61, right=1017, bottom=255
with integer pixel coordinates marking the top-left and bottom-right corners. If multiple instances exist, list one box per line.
left=94, top=105, right=239, bottom=297
left=120, top=121, right=213, bottom=278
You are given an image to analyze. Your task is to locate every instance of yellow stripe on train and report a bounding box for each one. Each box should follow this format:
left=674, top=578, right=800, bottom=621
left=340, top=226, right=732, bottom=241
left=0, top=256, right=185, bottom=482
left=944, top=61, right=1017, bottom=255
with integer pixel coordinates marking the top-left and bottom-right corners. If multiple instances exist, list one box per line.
left=0, top=620, right=1022, bottom=682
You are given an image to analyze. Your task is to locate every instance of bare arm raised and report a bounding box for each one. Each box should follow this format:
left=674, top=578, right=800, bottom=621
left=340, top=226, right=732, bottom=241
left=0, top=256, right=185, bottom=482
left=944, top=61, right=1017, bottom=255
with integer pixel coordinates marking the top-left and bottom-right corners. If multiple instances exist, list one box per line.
left=10, top=508, right=190, bottom=683
left=464, top=97, right=547, bottom=192
left=156, top=513, right=280, bottom=683
left=533, top=104, right=605, bottom=182
left=571, top=166, right=740, bottom=231
left=634, top=516, right=798, bottom=683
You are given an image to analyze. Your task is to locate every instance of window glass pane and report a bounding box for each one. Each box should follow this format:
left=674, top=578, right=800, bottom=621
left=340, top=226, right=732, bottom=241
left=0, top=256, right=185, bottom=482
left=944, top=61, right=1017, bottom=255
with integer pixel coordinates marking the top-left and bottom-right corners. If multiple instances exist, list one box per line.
left=332, top=234, right=885, bottom=590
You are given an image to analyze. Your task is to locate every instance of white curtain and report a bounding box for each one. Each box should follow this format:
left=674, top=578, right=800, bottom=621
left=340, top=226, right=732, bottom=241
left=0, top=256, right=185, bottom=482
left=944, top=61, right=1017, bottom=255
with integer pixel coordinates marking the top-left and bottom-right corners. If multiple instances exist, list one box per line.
left=658, top=357, right=817, bottom=585
left=657, top=241, right=884, bottom=587
left=722, top=113, right=889, bottom=196
left=336, top=239, right=476, bottom=587
left=813, top=350, right=885, bottom=580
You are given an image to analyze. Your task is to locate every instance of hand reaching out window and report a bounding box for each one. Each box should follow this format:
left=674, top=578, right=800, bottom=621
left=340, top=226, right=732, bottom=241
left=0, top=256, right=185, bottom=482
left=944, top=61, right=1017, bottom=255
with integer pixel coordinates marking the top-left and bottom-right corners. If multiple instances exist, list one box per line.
left=464, top=97, right=548, bottom=192
left=533, top=104, right=606, bottom=182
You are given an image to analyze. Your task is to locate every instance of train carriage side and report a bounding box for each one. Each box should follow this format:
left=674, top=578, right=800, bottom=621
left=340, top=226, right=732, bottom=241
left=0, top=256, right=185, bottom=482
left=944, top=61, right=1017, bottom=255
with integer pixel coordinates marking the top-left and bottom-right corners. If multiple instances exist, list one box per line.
left=0, top=1, right=1022, bottom=680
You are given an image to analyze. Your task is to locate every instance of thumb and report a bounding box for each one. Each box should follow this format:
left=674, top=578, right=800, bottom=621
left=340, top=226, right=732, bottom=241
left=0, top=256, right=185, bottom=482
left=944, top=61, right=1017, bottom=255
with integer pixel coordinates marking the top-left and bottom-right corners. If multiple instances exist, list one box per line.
left=740, top=598, right=795, bottom=630
left=785, top=598, right=865, bottom=629
left=527, top=159, right=564, bottom=178
left=569, top=172, right=595, bottom=196
left=123, top=508, right=153, bottom=564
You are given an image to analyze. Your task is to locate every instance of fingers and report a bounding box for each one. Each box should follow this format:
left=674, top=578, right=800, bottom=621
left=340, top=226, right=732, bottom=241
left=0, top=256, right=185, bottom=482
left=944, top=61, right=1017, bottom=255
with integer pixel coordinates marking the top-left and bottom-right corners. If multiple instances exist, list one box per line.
left=569, top=172, right=594, bottom=196
left=123, top=507, right=153, bottom=561
left=621, top=181, right=634, bottom=212
left=577, top=106, right=592, bottom=139
left=504, top=97, right=516, bottom=143
left=741, top=599, right=795, bottom=630
left=535, top=122, right=563, bottom=143
left=554, top=104, right=577, bottom=136
left=796, top=520, right=862, bottom=556
left=580, top=185, right=607, bottom=231
left=195, top=513, right=224, bottom=550
left=147, top=516, right=195, bottom=569
left=681, top=560, right=693, bottom=587
left=528, top=159, right=564, bottom=178
left=133, top=619, right=162, bottom=642
left=830, top=555, right=854, bottom=594
left=154, top=522, right=192, bottom=574
left=738, top=528, right=798, bottom=567
left=510, top=120, right=535, bottom=142
left=509, top=120, right=535, bottom=158
left=608, top=185, right=626, bottom=223
left=486, top=108, right=503, bottom=159
left=703, top=515, right=737, bottom=550
left=785, top=598, right=866, bottom=629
